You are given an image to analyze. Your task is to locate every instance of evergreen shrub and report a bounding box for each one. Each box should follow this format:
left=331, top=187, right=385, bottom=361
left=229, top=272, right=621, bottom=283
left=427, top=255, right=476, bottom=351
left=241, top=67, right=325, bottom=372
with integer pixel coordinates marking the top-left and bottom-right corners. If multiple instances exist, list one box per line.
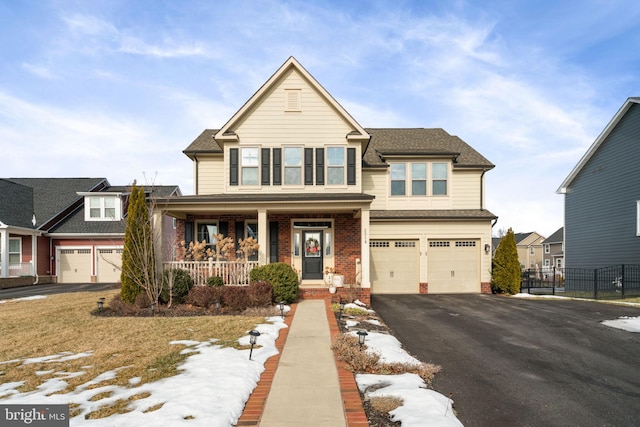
left=249, top=262, right=299, bottom=304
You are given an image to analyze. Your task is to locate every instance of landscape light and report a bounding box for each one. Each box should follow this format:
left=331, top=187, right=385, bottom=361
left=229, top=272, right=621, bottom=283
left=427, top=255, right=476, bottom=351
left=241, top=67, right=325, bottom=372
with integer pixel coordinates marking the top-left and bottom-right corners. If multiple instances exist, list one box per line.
left=339, top=299, right=346, bottom=322
left=357, top=330, right=368, bottom=350
left=278, top=301, right=285, bottom=319
left=150, top=302, right=156, bottom=316
left=96, top=299, right=104, bottom=313
left=249, top=330, right=261, bottom=360
left=215, top=300, right=221, bottom=315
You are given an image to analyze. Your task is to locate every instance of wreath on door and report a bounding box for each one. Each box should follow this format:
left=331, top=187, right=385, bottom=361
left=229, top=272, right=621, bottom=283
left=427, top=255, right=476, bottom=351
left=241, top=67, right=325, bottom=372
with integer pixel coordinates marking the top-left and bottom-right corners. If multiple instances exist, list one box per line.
left=305, top=237, right=321, bottom=255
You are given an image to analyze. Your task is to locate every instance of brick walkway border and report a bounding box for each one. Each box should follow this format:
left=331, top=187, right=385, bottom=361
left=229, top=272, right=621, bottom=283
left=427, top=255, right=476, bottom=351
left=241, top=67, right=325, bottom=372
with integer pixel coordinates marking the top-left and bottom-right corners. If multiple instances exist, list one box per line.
left=236, top=299, right=368, bottom=426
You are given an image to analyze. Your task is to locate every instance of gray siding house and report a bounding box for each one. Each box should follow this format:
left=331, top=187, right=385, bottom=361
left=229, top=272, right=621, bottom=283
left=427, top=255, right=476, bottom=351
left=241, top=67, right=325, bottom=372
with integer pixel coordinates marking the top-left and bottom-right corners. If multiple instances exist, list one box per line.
left=557, top=97, right=640, bottom=268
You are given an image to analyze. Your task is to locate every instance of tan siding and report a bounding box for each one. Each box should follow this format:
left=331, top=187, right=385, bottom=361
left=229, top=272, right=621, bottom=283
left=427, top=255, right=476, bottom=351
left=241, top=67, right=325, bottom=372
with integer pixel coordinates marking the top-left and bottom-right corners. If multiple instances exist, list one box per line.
left=197, top=156, right=225, bottom=195
left=451, top=170, right=481, bottom=209
left=363, top=169, right=387, bottom=209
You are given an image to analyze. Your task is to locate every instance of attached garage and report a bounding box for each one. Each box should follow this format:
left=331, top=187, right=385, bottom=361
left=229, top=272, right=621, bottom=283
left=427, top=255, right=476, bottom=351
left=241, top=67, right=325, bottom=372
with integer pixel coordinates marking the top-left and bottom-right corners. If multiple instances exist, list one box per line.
left=58, top=248, right=92, bottom=283
left=96, top=248, right=122, bottom=283
left=370, top=240, right=419, bottom=294
left=427, top=239, right=480, bottom=293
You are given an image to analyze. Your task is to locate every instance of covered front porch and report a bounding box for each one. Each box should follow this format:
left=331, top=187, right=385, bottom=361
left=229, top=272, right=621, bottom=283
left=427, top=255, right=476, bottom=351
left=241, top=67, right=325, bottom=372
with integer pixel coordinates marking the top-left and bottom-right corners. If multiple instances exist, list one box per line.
left=154, top=193, right=373, bottom=301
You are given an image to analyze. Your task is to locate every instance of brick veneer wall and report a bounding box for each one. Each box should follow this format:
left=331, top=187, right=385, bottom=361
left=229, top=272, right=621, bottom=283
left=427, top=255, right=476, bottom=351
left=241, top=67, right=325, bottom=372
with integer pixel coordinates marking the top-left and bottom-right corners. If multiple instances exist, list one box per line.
left=481, top=282, right=492, bottom=293
left=298, top=287, right=371, bottom=306
left=419, top=282, right=428, bottom=293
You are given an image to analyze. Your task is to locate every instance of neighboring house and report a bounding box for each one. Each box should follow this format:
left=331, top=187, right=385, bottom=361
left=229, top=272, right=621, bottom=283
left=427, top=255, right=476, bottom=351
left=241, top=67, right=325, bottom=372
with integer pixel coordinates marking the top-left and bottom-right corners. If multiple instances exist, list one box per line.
left=0, top=178, right=180, bottom=287
left=542, top=227, right=564, bottom=270
left=514, top=232, right=546, bottom=270
left=557, top=97, right=640, bottom=269
left=154, top=57, right=496, bottom=301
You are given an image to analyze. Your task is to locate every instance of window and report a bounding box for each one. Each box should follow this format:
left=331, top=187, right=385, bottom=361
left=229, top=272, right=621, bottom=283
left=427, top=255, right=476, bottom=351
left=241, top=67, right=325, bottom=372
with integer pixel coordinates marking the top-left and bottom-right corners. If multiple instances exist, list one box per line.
left=196, top=223, right=218, bottom=249
left=86, top=196, right=120, bottom=221
left=411, top=163, right=427, bottom=195
left=327, top=147, right=345, bottom=185
left=390, top=164, right=406, bottom=195
left=284, top=147, right=302, bottom=185
left=9, top=238, right=21, bottom=264
left=530, top=247, right=535, bottom=255
left=432, top=163, right=447, bottom=195
left=245, top=222, right=259, bottom=261
left=544, top=244, right=550, bottom=254
left=544, top=259, right=550, bottom=267
left=241, top=148, right=259, bottom=185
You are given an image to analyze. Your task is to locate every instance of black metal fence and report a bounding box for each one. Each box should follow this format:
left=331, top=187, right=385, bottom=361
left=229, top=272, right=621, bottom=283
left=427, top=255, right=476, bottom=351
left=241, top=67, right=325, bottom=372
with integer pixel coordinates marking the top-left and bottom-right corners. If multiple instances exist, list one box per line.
left=520, top=265, right=640, bottom=300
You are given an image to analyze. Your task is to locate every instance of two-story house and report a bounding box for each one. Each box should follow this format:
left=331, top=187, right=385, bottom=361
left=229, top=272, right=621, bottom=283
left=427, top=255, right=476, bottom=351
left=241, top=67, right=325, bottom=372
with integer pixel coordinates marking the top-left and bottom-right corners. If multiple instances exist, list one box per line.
left=542, top=227, right=564, bottom=271
left=155, top=57, right=496, bottom=301
left=558, top=97, right=640, bottom=269
left=514, top=231, right=546, bottom=270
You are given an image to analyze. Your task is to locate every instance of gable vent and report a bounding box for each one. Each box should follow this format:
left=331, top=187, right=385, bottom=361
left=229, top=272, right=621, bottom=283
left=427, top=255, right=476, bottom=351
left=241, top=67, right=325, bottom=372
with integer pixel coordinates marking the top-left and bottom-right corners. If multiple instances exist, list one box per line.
left=285, top=89, right=301, bottom=111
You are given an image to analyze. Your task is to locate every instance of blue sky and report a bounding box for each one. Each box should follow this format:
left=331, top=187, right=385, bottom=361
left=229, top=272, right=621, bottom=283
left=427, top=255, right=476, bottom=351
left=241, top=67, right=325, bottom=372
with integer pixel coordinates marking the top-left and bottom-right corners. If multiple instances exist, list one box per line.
left=2, top=0, right=639, bottom=237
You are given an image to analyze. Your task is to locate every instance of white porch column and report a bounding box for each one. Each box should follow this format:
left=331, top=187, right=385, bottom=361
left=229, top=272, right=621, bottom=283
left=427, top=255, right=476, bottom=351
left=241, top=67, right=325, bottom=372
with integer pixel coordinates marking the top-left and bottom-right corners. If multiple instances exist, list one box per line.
left=152, top=210, right=165, bottom=264
left=360, top=208, right=370, bottom=288
left=0, top=229, right=7, bottom=278
left=31, top=232, right=37, bottom=277
left=257, top=209, right=268, bottom=265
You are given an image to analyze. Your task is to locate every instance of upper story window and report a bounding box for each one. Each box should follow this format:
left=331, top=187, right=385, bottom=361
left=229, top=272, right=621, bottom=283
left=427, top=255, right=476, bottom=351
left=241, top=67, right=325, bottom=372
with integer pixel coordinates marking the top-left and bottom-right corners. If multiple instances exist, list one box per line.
left=530, top=246, right=535, bottom=255
left=544, top=244, right=550, bottom=253
left=284, top=147, right=303, bottom=185
left=241, top=148, right=259, bottom=185
left=85, top=195, right=121, bottom=221
left=390, top=162, right=449, bottom=197
left=432, top=163, right=448, bottom=195
left=327, top=147, right=345, bottom=185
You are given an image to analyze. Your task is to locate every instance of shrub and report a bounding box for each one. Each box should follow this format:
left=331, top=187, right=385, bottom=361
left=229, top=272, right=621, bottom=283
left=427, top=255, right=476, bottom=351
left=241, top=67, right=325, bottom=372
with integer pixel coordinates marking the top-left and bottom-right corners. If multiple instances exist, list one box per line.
left=221, top=286, right=249, bottom=312
left=186, top=286, right=220, bottom=308
left=160, top=269, right=194, bottom=305
left=247, top=280, right=273, bottom=308
left=207, top=276, right=224, bottom=287
left=492, top=228, right=521, bottom=295
left=250, top=262, right=299, bottom=304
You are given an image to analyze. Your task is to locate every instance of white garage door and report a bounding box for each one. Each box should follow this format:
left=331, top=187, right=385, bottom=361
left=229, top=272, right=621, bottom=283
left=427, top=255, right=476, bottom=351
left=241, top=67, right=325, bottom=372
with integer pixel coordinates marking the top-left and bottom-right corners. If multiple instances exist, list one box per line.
left=370, top=240, right=419, bottom=294
left=97, top=248, right=122, bottom=283
left=59, top=248, right=92, bottom=283
left=427, top=240, right=479, bottom=293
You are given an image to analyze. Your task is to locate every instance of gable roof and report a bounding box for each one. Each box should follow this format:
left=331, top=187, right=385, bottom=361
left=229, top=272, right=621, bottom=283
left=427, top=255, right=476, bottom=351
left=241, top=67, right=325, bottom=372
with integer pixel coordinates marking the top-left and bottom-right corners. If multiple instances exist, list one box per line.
left=214, top=56, right=369, bottom=142
left=5, top=178, right=107, bottom=229
left=543, top=227, right=564, bottom=244
left=183, top=129, right=222, bottom=157
left=0, top=179, right=34, bottom=229
left=363, top=128, right=494, bottom=169
left=557, top=97, right=640, bottom=193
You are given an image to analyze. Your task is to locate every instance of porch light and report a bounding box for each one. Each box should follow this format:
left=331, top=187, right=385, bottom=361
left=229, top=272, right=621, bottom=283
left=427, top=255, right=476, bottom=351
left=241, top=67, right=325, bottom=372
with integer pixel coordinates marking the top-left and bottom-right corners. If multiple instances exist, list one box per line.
left=484, top=244, right=491, bottom=254
left=278, top=301, right=285, bottom=319
left=249, top=330, right=261, bottom=360
left=357, top=330, right=368, bottom=350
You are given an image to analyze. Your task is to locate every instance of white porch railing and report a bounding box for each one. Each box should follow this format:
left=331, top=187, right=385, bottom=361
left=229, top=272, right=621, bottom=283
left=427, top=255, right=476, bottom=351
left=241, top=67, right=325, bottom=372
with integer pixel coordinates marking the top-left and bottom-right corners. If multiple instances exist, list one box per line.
left=0, top=262, right=35, bottom=277
left=163, top=260, right=260, bottom=286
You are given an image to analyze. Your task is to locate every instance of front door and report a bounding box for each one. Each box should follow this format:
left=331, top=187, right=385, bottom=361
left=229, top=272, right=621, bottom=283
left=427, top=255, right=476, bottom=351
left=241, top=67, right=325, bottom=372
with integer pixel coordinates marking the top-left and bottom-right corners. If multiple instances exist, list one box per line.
left=302, top=230, right=323, bottom=280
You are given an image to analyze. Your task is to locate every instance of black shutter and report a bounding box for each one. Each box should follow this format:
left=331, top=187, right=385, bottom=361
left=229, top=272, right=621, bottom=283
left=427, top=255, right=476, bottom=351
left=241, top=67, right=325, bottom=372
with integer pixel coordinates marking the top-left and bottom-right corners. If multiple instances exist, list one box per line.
left=273, top=148, right=282, bottom=185
left=185, top=221, right=194, bottom=245
left=304, top=148, right=313, bottom=185
left=347, top=147, right=356, bottom=185
left=235, top=221, right=244, bottom=253
left=261, top=148, right=270, bottom=185
left=219, top=221, right=228, bottom=238
left=230, top=148, right=239, bottom=186
left=315, top=148, right=324, bottom=185
left=269, top=221, right=279, bottom=263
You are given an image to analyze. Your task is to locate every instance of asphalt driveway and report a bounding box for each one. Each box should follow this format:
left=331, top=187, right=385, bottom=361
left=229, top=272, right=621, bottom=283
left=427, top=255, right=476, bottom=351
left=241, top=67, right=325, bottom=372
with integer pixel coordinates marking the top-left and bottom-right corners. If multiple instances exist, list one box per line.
left=0, top=282, right=119, bottom=300
left=371, top=294, right=640, bottom=427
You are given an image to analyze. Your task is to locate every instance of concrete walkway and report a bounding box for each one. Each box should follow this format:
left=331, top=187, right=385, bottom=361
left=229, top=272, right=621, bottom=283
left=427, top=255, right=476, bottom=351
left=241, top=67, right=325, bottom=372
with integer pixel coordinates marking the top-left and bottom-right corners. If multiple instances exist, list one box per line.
left=259, top=299, right=346, bottom=427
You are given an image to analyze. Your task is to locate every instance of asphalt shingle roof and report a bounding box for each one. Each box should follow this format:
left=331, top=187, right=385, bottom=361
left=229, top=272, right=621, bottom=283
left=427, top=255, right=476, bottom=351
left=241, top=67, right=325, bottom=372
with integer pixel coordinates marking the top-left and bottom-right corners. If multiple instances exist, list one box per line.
left=0, top=179, right=34, bottom=228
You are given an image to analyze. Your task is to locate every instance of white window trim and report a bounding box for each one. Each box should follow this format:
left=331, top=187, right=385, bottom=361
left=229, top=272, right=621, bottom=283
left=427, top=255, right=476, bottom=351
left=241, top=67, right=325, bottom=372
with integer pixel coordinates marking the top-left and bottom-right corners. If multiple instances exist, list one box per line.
left=325, top=146, right=346, bottom=187
left=283, top=146, right=304, bottom=187
left=637, top=201, right=640, bottom=236
left=84, top=195, right=122, bottom=221
left=240, top=147, right=260, bottom=187
left=9, top=237, right=21, bottom=264
left=389, top=161, right=450, bottom=197
left=544, top=243, right=550, bottom=253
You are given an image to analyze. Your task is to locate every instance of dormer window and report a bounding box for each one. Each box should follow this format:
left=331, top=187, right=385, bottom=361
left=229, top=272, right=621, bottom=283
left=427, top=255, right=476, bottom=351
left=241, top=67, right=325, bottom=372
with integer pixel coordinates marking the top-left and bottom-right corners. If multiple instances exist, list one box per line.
left=85, top=195, right=122, bottom=221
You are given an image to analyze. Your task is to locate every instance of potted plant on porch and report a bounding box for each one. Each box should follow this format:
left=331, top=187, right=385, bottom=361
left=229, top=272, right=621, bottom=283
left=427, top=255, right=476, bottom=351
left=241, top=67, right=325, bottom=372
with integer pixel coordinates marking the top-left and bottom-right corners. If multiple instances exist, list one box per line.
left=324, top=267, right=336, bottom=293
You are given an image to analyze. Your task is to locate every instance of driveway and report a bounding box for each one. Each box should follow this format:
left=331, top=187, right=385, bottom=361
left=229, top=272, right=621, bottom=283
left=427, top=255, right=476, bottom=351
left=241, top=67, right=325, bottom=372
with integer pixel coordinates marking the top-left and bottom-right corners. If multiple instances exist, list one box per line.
left=0, top=282, right=120, bottom=300
left=371, top=294, right=640, bottom=427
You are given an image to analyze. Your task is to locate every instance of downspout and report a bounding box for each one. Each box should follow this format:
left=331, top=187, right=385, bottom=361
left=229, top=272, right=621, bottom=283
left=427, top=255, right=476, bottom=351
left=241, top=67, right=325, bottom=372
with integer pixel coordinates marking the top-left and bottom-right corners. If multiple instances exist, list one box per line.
left=480, top=168, right=487, bottom=210
left=32, top=234, right=39, bottom=285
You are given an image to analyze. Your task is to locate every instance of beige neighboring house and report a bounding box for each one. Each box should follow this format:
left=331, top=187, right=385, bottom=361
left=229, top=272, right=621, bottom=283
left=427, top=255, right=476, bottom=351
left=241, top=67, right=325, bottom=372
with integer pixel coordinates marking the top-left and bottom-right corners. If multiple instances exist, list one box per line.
left=154, top=57, right=496, bottom=302
left=514, top=232, right=546, bottom=270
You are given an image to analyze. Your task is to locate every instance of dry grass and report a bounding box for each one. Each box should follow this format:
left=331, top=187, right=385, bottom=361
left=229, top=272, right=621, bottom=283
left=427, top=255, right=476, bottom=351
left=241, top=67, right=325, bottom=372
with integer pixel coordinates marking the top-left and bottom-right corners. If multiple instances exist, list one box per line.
left=370, top=395, right=403, bottom=414
left=332, top=334, right=441, bottom=386
left=0, top=290, right=264, bottom=403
